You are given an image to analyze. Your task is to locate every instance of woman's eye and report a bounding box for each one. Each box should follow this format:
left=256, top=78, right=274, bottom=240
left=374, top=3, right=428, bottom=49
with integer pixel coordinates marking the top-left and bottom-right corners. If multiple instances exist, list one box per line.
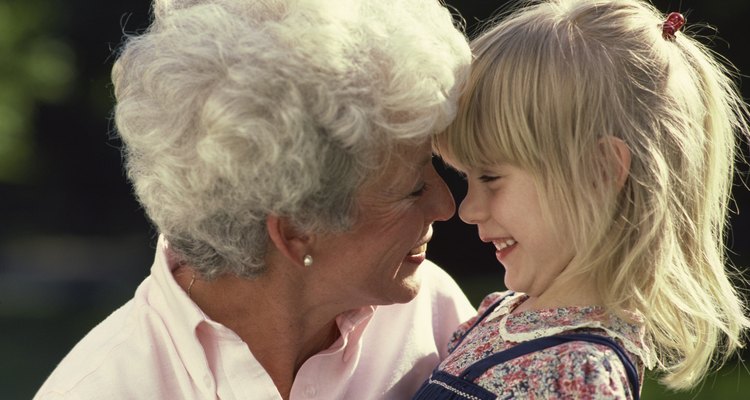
left=479, top=175, right=500, bottom=183
left=410, top=183, right=428, bottom=197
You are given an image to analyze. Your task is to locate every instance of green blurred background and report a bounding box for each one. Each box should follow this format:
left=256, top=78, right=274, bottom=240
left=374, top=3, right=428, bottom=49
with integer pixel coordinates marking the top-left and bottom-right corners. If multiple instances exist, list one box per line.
left=0, top=0, right=748, bottom=398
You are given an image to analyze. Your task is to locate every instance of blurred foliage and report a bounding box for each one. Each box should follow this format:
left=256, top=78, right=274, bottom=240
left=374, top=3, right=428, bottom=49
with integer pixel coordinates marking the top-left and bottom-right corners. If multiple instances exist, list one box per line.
left=641, top=366, right=750, bottom=399
left=0, top=0, right=74, bottom=184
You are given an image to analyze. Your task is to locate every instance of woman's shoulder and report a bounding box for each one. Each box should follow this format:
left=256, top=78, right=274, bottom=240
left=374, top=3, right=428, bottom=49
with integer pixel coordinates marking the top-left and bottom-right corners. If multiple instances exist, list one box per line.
left=417, top=260, right=469, bottom=297
left=414, top=260, right=475, bottom=317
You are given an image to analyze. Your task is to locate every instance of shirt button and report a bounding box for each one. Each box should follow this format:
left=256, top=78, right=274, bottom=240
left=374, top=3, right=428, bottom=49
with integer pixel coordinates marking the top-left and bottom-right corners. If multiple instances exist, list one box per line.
left=304, top=385, right=317, bottom=397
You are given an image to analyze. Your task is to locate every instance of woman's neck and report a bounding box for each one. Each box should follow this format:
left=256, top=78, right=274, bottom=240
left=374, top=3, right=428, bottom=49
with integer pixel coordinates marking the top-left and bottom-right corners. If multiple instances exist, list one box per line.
left=174, top=265, right=343, bottom=399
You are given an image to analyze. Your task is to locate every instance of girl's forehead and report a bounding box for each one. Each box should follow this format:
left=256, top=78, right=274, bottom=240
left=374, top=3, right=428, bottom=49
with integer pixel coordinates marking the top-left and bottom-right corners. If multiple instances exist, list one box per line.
left=439, top=152, right=508, bottom=175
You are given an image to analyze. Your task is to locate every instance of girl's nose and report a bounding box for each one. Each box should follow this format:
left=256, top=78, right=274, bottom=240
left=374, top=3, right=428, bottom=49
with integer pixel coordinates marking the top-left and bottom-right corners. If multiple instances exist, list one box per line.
left=458, top=182, right=486, bottom=225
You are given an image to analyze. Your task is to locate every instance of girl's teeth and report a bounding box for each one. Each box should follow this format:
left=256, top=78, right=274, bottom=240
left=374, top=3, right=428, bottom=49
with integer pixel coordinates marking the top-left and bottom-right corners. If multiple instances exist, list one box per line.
left=409, top=243, right=428, bottom=255
left=494, top=239, right=517, bottom=250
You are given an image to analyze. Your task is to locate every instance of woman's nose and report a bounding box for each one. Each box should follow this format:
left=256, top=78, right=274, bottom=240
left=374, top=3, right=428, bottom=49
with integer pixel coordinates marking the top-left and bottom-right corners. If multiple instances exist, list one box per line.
left=427, top=166, right=456, bottom=222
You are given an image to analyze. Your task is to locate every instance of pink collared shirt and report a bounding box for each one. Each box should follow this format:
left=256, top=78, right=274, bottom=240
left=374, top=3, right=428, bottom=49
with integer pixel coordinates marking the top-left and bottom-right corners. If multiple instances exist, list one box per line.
left=35, top=237, right=474, bottom=400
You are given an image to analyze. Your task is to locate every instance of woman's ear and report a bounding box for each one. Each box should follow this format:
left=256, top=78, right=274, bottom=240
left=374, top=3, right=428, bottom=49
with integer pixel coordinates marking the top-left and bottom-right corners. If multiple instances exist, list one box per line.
left=599, top=136, right=631, bottom=191
left=266, top=215, right=312, bottom=268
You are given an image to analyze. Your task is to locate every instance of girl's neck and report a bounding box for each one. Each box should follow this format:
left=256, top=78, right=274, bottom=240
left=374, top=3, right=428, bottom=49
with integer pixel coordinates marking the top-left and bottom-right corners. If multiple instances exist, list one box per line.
left=512, top=278, right=602, bottom=314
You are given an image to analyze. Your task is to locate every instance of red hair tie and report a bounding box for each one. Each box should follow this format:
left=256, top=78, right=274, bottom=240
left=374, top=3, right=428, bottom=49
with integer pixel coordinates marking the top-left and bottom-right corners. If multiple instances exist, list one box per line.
left=662, top=12, right=685, bottom=41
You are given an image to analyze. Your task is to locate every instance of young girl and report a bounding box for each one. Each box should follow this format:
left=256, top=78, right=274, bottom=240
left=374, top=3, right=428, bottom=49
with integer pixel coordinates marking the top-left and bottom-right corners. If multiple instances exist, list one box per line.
left=413, top=0, right=750, bottom=398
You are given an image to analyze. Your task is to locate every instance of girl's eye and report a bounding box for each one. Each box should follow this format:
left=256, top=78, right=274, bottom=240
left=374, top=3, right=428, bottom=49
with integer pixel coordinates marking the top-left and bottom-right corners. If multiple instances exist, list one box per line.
left=479, top=175, right=500, bottom=183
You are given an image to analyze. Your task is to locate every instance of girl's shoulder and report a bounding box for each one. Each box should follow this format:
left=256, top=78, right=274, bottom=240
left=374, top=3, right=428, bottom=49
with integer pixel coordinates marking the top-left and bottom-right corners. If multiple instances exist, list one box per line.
left=498, top=305, right=654, bottom=370
left=477, top=290, right=524, bottom=315
left=447, top=291, right=522, bottom=352
left=475, top=329, right=641, bottom=399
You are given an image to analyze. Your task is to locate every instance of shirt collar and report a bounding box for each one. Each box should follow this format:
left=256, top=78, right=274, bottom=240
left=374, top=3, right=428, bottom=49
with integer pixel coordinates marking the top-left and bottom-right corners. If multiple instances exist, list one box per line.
left=147, top=237, right=219, bottom=389
left=488, top=292, right=656, bottom=368
left=334, top=306, right=375, bottom=362
left=150, top=236, right=207, bottom=331
left=149, top=235, right=378, bottom=366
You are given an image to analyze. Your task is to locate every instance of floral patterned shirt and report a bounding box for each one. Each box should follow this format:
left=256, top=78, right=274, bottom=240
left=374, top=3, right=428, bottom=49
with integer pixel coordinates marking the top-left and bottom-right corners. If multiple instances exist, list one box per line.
left=437, top=291, right=654, bottom=399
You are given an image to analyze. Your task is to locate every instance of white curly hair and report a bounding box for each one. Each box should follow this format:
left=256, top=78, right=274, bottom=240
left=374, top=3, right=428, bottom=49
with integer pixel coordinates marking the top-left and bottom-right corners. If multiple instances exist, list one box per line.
left=112, top=0, right=470, bottom=279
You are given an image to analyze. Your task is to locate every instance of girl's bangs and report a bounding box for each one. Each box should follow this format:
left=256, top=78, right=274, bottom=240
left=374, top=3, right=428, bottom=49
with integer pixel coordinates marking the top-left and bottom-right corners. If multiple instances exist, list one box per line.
left=436, top=54, right=539, bottom=172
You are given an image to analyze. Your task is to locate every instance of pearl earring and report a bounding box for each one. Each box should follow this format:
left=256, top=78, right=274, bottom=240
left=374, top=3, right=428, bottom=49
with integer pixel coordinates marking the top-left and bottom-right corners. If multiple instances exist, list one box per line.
left=303, top=255, right=313, bottom=267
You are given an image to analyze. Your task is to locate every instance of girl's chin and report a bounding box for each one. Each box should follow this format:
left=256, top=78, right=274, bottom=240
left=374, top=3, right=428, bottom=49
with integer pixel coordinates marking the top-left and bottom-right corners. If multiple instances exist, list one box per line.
left=503, top=274, right=527, bottom=295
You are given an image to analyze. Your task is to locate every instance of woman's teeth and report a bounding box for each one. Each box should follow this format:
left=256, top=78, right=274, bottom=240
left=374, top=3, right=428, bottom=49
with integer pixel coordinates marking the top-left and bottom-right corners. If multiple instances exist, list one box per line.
left=409, top=243, right=428, bottom=256
left=494, top=239, right=517, bottom=251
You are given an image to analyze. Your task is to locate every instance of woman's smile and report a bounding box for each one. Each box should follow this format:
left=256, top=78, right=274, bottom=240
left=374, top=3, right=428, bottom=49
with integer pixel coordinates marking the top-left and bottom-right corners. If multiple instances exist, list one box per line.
left=404, top=242, right=429, bottom=264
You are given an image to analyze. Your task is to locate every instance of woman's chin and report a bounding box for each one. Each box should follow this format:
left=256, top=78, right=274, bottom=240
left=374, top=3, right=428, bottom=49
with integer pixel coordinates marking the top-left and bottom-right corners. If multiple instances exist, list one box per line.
left=385, top=270, right=423, bottom=305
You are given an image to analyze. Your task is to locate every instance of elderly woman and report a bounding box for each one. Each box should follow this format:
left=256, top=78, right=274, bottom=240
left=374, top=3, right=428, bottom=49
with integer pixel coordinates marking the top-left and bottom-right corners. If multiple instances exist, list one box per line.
left=35, top=0, right=473, bottom=399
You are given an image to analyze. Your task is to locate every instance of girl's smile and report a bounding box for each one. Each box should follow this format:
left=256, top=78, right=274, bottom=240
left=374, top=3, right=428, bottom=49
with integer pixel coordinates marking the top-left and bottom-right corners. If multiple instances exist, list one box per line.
left=446, top=160, right=576, bottom=301
left=492, top=238, right=518, bottom=261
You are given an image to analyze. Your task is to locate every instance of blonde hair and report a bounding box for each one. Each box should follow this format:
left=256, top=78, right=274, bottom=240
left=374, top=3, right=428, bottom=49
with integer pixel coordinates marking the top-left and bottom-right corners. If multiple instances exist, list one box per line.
left=437, top=0, right=750, bottom=389
left=112, top=0, right=469, bottom=279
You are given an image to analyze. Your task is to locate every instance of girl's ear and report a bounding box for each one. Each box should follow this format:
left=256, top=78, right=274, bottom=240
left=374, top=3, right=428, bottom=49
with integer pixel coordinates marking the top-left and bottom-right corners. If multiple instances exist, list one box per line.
left=598, top=136, right=631, bottom=191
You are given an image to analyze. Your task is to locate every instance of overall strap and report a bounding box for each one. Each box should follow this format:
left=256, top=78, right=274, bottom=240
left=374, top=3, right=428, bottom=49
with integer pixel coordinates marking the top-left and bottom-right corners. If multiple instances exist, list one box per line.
left=452, top=292, right=515, bottom=350
left=458, top=333, right=640, bottom=400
